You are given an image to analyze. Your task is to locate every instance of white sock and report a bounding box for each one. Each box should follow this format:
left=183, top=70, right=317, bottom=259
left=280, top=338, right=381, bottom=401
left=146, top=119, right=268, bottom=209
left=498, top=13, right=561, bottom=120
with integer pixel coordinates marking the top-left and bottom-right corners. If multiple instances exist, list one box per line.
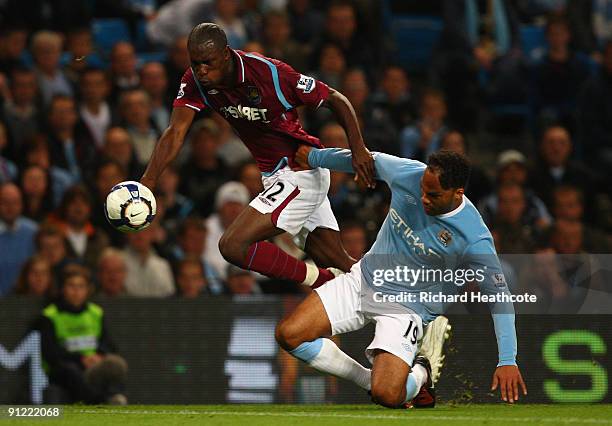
left=301, top=262, right=319, bottom=286
left=291, top=338, right=371, bottom=390
left=405, top=364, right=428, bottom=401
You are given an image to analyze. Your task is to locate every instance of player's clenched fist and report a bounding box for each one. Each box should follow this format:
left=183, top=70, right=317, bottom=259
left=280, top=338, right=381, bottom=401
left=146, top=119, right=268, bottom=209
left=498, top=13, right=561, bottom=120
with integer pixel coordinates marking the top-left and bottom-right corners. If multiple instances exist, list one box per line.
left=295, top=145, right=314, bottom=170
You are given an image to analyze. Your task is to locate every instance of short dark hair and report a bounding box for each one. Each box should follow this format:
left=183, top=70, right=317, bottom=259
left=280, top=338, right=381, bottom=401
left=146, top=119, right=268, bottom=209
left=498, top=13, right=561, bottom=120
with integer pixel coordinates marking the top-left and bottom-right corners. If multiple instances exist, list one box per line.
left=188, top=23, right=227, bottom=51
left=427, top=150, right=470, bottom=190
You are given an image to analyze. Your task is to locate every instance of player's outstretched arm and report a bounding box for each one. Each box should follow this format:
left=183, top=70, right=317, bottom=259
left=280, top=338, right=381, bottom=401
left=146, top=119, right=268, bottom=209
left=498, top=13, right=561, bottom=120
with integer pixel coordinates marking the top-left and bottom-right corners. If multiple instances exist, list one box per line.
left=140, top=106, right=195, bottom=190
left=323, top=88, right=375, bottom=188
left=296, top=145, right=423, bottom=189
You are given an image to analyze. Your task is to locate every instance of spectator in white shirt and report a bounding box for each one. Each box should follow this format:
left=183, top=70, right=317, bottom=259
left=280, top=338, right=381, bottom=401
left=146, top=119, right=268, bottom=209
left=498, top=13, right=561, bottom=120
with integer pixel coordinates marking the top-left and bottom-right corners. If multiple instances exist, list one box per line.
left=122, top=222, right=174, bottom=297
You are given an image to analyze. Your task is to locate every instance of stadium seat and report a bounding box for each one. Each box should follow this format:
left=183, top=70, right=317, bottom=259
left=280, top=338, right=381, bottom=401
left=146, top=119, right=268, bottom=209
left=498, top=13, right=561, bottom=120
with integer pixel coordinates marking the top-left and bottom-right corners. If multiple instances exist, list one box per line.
left=92, top=19, right=131, bottom=54
left=389, top=16, right=443, bottom=72
left=520, top=25, right=547, bottom=62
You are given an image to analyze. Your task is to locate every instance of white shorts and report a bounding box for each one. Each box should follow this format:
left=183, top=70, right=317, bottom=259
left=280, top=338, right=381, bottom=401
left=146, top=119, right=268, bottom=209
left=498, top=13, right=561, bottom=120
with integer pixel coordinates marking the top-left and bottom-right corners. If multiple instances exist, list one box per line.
left=315, top=261, right=423, bottom=366
left=249, top=165, right=339, bottom=244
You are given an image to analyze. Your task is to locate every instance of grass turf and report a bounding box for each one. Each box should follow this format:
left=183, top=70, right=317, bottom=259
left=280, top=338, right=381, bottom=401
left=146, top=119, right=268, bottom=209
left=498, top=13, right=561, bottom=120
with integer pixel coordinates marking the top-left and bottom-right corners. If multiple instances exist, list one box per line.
left=3, top=404, right=612, bottom=426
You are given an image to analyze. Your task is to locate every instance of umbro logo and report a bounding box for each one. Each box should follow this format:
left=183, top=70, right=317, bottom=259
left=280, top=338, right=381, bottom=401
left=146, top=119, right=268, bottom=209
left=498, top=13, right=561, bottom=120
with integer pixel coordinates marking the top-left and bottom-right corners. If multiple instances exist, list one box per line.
left=208, top=89, right=219, bottom=94
left=404, top=194, right=417, bottom=205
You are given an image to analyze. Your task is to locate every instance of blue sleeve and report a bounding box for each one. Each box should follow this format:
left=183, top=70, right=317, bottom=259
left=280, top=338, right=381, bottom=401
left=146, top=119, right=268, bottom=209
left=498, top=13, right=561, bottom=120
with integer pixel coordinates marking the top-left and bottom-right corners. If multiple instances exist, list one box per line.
left=308, top=148, right=425, bottom=187
left=463, top=237, right=517, bottom=366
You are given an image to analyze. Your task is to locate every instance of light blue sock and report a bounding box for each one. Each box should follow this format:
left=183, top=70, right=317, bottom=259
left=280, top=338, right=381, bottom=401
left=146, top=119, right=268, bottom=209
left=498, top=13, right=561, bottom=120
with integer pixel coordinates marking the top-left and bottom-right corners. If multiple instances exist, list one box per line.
left=289, top=338, right=323, bottom=362
left=405, top=374, right=420, bottom=402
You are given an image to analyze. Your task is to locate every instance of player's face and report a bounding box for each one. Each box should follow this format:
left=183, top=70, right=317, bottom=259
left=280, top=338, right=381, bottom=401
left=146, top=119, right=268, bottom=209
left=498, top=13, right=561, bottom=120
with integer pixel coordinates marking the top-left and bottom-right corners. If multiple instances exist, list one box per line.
left=420, top=168, right=460, bottom=216
left=189, top=43, right=231, bottom=88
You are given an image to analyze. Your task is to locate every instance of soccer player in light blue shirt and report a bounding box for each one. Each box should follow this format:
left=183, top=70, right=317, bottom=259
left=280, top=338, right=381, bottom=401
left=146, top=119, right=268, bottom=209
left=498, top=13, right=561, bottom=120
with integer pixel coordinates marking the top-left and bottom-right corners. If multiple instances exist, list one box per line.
left=275, top=146, right=527, bottom=409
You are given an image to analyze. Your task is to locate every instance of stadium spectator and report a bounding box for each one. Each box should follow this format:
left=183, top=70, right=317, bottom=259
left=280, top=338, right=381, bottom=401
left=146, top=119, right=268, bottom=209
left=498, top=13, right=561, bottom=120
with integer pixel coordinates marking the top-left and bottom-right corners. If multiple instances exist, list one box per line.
left=529, top=125, right=598, bottom=221
left=0, top=122, right=17, bottom=183
left=164, top=36, right=190, bottom=96
left=122, top=223, right=175, bottom=297
left=169, top=216, right=223, bottom=294
left=156, top=164, right=194, bottom=236
left=568, top=0, right=612, bottom=60
left=179, top=119, right=231, bottom=217
left=35, top=224, right=70, bottom=282
left=90, top=159, right=127, bottom=246
left=0, top=183, right=38, bottom=295
left=548, top=186, right=610, bottom=252
left=439, top=130, right=492, bottom=206
left=340, top=221, right=368, bottom=260
left=287, top=0, right=325, bottom=45
left=176, top=257, right=210, bottom=298
left=480, top=149, right=552, bottom=230
left=33, top=268, right=128, bottom=404
left=340, top=68, right=398, bottom=155
left=140, top=62, right=170, bottom=131
left=63, top=28, right=103, bottom=84
left=23, top=136, right=75, bottom=207
left=311, top=43, right=347, bottom=90
left=47, top=95, right=96, bottom=181
left=19, top=164, right=54, bottom=222
left=431, top=0, right=521, bottom=131
left=577, top=41, right=612, bottom=173
left=242, top=40, right=265, bottom=54
left=109, top=42, right=140, bottom=100
left=102, top=127, right=143, bottom=181
left=262, top=10, right=309, bottom=71
left=49, top=185, right=110, bottom=271
left=490, top=183, right=538, bottom=253
left=225, top=264, right=260, bottom=295
left=237, top=161, right=263, bottom=199
left=119, top=89, right=160, bottom=167
left=400, top=89, right=448, bottom=162
left=78, top=68, right=112, bottom=151
left=210, top=0, right=251, bottom=49
left=146, top=1, right=210, bottom=48
left=530, top=15, right=591, bottom=132
left=0, top=25, right=28, bottom=75
left=204, top=181, right=249, bottom=281
left=2, top=68, right=42, bottom=154
left=311, top=1, right=377, bottom=76
left=370, top=65, right=416, bottom=131
left=14, top=254, right=55, bottom=298
left=97, top=248, right=128, bottom=298
left=31, top=31, right=73, bottom=105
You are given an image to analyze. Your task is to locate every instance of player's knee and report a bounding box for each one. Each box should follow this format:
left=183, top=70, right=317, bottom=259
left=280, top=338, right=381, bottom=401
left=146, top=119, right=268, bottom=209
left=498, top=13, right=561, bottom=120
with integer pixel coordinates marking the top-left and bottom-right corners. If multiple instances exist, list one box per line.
left=218, top=233, right=245, bottom=265
left=275, top=318, right=302, bottom=351
left=370, top=384, right=404, bottom=408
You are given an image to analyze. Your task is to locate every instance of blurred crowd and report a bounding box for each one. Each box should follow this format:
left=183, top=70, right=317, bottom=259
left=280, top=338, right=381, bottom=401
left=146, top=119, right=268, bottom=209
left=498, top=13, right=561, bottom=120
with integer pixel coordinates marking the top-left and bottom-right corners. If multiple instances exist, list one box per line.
left=0, top=0, right=610, bottom=302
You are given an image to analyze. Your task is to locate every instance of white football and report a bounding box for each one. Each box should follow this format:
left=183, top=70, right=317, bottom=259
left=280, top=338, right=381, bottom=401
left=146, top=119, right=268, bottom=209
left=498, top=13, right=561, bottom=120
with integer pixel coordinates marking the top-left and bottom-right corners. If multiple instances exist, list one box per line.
left=104, top=181, right=156, bottom=233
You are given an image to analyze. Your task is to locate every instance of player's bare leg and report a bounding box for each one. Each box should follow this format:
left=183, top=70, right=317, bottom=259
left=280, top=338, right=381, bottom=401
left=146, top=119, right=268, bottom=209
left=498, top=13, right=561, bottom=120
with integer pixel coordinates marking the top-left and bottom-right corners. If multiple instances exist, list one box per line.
left=370, top=350, right=433, bottom=409
left=304, top=227, right=356, bottom=272
left=275, top=292, right=371, bottom=390
left=219, top=206, right=335, bottom=286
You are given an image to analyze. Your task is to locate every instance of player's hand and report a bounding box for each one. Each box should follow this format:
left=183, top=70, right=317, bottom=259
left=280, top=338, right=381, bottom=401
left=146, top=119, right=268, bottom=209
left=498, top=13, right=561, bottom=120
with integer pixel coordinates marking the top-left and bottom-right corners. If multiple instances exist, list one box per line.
left=491, top=365, right=527, bottom=403
left=351, top=146, right=375, bottom=189
left=295, top=145, right=314, bottom=170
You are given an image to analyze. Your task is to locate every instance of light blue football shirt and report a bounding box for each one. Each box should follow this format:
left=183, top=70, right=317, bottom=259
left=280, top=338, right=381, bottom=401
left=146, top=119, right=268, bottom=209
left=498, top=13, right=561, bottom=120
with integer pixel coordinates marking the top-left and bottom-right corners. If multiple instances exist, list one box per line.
left=309, top=148, right=517, bottom=366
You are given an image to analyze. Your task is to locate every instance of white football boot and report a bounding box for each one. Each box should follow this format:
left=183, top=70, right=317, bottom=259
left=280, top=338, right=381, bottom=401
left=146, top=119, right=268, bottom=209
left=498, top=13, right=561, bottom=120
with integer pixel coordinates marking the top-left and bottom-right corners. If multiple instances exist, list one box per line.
left=418, top=315, right=451, bottom=386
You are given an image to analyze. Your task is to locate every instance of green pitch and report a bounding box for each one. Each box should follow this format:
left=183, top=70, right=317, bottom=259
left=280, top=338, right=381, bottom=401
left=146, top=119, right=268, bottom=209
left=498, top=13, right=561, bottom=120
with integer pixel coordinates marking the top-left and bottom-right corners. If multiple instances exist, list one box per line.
left=3, top=404, right=612, bottom=426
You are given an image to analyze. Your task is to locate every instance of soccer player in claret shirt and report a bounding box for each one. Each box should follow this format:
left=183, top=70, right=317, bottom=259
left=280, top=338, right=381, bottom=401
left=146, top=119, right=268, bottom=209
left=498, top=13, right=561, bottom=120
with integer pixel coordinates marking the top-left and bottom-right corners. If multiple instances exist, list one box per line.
left=140, top=23, right=375, bottom=288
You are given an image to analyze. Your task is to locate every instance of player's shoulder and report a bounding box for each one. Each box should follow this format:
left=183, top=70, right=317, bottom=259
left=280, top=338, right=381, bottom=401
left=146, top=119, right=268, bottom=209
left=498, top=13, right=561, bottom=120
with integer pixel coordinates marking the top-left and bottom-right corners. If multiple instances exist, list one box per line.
left=179, top=67, right=196, bottom=83
left=240, top=50, right=296, bottom=76
left=448, top=196, right=494, bottom=245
